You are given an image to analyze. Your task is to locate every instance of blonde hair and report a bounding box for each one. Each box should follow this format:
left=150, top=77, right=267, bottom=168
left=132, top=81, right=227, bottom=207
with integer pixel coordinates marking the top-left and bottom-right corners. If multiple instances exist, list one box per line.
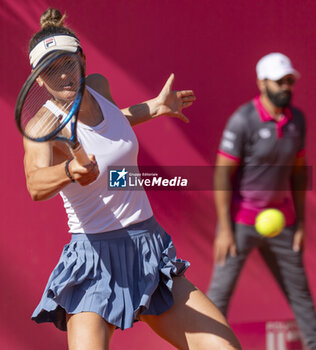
left=40, top=8, right=66, bottom=29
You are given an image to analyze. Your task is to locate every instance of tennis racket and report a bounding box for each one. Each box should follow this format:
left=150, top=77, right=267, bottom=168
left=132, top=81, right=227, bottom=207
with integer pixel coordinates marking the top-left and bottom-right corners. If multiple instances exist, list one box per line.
left=15, top=50, right=90, bottom=166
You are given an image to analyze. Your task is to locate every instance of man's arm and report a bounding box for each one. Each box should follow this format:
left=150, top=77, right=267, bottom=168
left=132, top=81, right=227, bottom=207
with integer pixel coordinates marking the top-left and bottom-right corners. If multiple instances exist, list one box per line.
left=213, top=154, right=239, bottom=265
left=291, top=155, right=307, bottom=251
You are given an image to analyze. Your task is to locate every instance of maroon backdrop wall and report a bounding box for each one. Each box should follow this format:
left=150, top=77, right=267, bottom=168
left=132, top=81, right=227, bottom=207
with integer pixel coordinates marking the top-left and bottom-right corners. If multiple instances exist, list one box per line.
left=1, top=1, right=316, bottom=349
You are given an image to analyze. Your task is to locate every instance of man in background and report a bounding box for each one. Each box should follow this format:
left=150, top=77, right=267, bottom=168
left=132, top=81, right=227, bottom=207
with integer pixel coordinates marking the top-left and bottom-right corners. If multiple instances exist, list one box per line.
left=207, top=52, right=316, bottom=349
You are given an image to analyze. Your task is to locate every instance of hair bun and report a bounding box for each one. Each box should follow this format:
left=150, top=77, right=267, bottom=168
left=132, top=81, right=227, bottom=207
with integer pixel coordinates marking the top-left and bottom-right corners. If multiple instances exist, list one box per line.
left=40, top=8, right=66, bottom=29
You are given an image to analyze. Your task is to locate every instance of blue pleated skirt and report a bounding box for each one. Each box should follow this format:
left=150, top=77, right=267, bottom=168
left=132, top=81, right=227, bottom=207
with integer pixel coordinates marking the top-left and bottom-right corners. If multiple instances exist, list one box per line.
left=31, top=216, right=190, bottom=331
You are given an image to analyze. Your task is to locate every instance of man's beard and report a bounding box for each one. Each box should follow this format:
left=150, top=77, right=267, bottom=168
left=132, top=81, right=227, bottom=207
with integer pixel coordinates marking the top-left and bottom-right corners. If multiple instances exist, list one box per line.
left=266, top=86, right=292, bottom=108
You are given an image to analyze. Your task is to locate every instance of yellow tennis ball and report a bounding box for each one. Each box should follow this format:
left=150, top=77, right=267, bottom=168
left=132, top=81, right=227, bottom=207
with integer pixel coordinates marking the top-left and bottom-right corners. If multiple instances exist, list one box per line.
left=255, top=209, right=285, bottom=237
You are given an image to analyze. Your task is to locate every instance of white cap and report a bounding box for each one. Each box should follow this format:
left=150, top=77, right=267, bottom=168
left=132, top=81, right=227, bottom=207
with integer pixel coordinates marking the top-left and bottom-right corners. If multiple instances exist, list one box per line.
left=256, top=53, right=299, bottom=81
left=29, top=34, right=81, bottom=68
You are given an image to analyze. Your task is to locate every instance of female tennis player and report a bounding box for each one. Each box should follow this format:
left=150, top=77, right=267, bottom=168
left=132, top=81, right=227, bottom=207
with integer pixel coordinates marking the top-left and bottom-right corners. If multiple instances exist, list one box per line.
left=23, top=8, right=242, bottom=350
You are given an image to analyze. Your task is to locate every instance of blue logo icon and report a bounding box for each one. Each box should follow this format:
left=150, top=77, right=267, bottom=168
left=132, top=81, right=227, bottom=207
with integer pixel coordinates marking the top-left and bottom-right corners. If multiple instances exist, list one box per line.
left=109, top=168, right=128, bottom=187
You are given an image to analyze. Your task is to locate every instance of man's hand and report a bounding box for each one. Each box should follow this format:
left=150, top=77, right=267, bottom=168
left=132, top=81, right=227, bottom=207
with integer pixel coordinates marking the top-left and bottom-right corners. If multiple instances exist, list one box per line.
left=293, top=226, right=305, bottom=252
left=214, top=228, right=237, bottom=266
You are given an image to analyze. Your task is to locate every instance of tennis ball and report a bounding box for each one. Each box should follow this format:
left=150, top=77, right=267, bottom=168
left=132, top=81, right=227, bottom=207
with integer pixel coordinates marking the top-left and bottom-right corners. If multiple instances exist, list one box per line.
left=255, top=209, right=285, bottom=237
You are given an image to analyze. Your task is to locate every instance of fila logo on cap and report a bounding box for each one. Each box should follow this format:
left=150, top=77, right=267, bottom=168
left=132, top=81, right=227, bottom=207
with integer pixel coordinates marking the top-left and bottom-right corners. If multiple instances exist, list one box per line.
left=44, top=37, right=57, bottom=49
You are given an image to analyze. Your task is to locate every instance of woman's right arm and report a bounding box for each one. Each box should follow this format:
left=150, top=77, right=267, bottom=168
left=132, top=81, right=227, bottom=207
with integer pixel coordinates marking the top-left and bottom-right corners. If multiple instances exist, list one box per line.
left=23, top=138, right=99, bottom=201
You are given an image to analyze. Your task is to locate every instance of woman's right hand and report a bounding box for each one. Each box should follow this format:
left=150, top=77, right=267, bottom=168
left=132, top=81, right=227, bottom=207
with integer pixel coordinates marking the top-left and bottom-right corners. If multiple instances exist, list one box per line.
left=214, top=228, right=237, bottom=266
left=68, top=154, right=99, bottom=186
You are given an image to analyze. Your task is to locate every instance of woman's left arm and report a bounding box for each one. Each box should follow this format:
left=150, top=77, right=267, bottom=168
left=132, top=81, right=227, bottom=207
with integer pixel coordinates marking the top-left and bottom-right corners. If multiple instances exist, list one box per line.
left=86, top=73, right=195, bottom=126
left=121, top=73, right=196, bottom=126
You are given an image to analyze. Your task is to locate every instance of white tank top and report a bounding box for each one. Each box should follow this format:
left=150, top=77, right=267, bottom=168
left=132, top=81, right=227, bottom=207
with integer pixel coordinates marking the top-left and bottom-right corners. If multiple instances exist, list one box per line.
left=48, top=86, right=153, bottom=233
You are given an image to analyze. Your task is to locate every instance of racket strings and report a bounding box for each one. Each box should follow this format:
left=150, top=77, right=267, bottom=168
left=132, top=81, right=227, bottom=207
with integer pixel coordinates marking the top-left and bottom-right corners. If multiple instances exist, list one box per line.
left=20, top=55, right=81, bottom=139
left=29, top=101, right=73, bottom=138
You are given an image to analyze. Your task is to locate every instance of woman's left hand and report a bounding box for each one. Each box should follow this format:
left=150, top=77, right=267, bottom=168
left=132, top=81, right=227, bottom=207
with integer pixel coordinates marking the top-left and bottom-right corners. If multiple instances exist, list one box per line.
left=155, top=73, right=196, bottom=123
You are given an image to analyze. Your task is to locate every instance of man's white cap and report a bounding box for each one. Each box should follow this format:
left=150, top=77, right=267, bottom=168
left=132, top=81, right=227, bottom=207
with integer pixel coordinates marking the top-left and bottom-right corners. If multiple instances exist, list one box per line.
left=256, top=53, right=299, bottom=81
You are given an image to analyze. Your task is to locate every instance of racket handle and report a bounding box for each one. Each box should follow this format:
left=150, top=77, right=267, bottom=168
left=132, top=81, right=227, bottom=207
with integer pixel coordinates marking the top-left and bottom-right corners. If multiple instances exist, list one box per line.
left=71, top=143, right=91, bottom=166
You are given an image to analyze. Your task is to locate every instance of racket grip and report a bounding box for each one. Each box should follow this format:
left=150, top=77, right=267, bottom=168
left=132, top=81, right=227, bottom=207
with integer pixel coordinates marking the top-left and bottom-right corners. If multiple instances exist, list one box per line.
left=72, top=143, right=91, bottom=166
